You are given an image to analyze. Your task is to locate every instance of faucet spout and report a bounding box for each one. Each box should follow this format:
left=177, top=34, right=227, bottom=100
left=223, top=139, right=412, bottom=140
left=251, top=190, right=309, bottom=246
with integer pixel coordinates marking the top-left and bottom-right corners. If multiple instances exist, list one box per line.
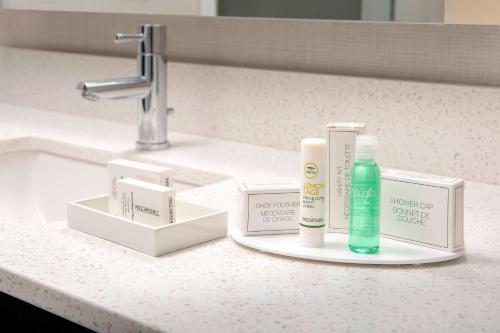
left=77, top=77, right=150, bottom=102
left=78, top=24, right=171, bottom=151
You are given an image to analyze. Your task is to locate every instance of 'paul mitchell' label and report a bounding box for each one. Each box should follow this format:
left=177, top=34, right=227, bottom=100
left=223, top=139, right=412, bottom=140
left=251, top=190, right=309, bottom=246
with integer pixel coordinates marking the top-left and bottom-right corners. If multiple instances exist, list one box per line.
left=168, top=197, right=174, bottom=224
left=134, top=204, right=160, bottom=216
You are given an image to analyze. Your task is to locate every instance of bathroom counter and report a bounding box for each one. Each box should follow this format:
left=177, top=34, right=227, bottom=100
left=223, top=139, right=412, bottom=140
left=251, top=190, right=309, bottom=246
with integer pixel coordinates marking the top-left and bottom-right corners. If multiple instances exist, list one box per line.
left=0, top=103, right=499, bottom=332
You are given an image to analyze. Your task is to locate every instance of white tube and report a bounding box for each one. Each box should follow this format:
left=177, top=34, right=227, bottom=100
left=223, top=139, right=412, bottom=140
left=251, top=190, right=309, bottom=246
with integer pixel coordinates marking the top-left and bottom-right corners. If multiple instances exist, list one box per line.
left=299, top=138, right=327, bottom=247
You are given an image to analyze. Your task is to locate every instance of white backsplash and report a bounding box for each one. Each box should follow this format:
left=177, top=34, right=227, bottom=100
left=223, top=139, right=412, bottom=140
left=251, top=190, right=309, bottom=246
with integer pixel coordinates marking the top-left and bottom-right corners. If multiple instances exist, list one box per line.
left=0, top=47, right=498, bottom=184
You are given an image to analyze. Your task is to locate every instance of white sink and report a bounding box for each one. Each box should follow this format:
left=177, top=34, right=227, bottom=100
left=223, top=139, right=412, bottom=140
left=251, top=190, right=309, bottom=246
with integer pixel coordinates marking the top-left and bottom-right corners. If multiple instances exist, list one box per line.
left=0, top=151, right=197, bottom=224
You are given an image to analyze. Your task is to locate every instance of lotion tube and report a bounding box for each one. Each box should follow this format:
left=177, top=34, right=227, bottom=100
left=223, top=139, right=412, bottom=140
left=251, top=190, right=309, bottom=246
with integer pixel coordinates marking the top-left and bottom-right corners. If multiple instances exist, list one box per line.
left=299, top=138, right=327, bottom=248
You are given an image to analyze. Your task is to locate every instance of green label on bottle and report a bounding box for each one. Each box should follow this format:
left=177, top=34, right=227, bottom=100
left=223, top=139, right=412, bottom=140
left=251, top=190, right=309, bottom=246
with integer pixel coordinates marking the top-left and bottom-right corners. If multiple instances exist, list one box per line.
left=350, top=181, right=380, bottom=233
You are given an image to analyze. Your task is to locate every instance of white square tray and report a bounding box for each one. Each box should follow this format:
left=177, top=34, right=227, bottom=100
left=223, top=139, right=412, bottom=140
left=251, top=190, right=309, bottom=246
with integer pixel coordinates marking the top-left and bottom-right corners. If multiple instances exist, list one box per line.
left=67, top=195, right=227, bottom=257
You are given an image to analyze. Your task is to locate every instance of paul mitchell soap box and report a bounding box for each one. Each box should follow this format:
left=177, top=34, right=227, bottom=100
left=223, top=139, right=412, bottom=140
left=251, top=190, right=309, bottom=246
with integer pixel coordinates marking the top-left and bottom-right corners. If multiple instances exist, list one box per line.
left=380, top=169, right=464, bottom=252
left=107, top=159, right=174, bottom=216
left=237, top=182, right=300, bottom=236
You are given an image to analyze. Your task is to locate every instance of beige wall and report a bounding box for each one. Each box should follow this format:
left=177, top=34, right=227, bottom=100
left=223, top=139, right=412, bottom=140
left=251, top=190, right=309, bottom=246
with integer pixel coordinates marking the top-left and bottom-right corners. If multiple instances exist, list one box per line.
left=446, top=0, right=500, bottom=24
left=2, top=10, right=500, bottom=87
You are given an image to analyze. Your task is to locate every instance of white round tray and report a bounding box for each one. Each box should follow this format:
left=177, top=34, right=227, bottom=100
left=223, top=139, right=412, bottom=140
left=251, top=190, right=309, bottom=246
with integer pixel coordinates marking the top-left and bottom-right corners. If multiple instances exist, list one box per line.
left=230, top=229, right=464, bottom=265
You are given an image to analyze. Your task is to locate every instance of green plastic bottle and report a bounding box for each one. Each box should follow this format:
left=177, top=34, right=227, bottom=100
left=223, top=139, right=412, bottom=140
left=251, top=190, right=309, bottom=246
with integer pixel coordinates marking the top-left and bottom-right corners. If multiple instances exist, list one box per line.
left=349, top=135, right=381, bottom=254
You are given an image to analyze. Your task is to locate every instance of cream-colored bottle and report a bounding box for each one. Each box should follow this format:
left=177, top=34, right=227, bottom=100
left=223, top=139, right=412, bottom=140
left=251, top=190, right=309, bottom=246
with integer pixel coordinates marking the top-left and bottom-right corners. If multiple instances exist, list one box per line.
left=299, top=138, right=327, bottom=247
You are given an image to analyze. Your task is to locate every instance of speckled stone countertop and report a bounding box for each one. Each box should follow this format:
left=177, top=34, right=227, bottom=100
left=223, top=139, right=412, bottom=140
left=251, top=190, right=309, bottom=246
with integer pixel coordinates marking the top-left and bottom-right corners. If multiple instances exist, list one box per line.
left=0, top=103, right=499, bottom=333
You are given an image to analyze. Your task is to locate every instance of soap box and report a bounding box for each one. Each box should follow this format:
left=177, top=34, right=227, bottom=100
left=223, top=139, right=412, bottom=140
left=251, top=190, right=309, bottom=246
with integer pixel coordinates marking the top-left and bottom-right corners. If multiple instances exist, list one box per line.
left=327, top=122, right=365, bottom=233
left=117, top=178, right=176, bottom=227
left=237, top=182, right=300, bottom=235
left=381, top=169, right=464, bottom=252
left=108, top=159, right=174, bottom=216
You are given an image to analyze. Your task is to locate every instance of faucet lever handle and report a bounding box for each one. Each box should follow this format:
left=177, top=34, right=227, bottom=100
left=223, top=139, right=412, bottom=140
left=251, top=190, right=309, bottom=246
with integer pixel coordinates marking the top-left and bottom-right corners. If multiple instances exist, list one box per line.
left=115, top=25, right=166, bottom=54
left=114, top=33, right=144, bottom=44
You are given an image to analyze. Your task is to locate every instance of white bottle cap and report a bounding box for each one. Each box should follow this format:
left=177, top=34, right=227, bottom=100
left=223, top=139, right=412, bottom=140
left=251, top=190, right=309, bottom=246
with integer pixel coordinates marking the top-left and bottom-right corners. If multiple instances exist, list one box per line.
left=299, top=225, right=325, bottom=248
left=301, top=138, right=327, bottom=151
left=356, top=135, right=378, bottom=160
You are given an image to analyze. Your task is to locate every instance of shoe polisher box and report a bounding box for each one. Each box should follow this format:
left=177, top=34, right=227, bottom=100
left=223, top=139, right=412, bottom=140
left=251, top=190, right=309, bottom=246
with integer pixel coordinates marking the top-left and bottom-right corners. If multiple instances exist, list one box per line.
left=380, top=169, right=465, bottom=252
left=237, top=182, right=300, bottom=235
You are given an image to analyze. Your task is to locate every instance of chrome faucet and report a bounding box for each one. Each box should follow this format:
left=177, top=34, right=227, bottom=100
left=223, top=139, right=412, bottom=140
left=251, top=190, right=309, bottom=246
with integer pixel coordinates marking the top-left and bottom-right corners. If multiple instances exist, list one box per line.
left=77, top=24, right=172, bottom=150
